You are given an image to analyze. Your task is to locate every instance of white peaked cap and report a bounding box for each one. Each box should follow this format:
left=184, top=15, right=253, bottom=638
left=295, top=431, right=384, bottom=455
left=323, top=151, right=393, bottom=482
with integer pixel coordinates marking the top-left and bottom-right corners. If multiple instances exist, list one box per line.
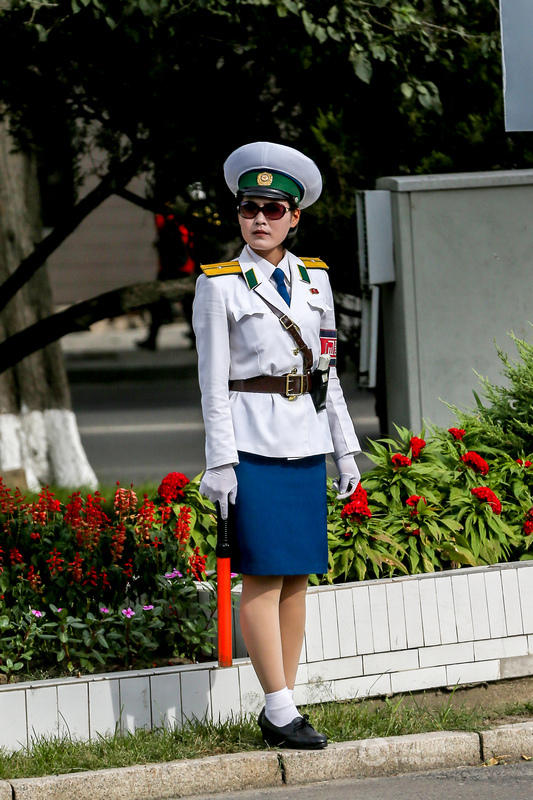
left=224, top=141, right=323, bottom=209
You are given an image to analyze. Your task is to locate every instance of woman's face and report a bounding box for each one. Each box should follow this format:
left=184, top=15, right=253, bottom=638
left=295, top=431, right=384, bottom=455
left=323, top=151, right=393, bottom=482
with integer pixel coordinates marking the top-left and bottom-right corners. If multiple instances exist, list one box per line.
left=238, top=195, right=301, bottom=253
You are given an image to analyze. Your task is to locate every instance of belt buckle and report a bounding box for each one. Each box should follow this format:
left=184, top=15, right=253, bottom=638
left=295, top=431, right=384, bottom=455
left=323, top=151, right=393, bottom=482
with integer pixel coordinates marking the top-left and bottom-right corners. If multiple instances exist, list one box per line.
left=285, top=373, right=304, bottom=400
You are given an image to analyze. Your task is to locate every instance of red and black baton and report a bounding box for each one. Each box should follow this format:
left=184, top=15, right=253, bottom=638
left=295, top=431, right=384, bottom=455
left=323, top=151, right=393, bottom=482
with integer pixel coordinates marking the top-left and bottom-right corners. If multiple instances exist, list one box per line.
left=216, top=502, right=233, bottom=667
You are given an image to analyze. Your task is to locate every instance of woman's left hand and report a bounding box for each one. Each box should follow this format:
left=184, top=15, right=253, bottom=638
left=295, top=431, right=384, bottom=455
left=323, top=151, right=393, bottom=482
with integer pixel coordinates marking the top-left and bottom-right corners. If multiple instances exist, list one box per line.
left=332, top=454, right=361, bottom=499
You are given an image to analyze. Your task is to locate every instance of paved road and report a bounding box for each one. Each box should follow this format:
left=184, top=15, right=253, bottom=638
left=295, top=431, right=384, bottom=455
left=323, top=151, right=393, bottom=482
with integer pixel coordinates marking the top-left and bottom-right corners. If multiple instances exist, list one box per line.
left=67, top=337, right=380, bottom=487
left=186, top=763, right=533, bottom=800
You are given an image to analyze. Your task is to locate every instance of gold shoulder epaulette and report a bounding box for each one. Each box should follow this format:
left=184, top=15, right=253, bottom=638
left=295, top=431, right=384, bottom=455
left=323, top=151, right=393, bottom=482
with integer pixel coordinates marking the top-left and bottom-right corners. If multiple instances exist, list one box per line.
left=300, top=257, right=328, bottom=270
left=200, top=260, right=242, bottom=277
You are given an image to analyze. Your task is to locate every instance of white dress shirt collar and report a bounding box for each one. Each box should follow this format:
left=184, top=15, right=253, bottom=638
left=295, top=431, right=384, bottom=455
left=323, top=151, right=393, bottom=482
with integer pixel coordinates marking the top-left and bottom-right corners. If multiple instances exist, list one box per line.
left=244, top=245, right=290, bottom=282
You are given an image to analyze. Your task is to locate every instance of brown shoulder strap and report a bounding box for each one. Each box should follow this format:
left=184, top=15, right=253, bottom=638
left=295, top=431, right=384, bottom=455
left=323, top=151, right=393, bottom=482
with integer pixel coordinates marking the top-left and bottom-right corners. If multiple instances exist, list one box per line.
left=254, top=294, right=313, bottom=374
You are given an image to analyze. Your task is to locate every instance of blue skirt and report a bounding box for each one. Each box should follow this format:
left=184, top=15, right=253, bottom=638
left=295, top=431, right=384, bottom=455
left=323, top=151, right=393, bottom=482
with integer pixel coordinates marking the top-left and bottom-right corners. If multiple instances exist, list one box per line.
left=232, top=451, right=328, bottom=576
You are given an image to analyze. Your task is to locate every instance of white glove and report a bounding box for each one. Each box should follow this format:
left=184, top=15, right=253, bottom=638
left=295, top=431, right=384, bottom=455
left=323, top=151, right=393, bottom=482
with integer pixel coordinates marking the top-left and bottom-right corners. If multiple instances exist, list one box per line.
left=332, top=454, right=361, bottom=500
left=199, top=464, right=238, bottom=520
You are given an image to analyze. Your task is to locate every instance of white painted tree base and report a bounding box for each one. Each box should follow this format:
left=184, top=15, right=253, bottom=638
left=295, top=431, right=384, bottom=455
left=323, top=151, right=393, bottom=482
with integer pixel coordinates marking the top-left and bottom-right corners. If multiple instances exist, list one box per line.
left=0, top=408, right=97, bottom=489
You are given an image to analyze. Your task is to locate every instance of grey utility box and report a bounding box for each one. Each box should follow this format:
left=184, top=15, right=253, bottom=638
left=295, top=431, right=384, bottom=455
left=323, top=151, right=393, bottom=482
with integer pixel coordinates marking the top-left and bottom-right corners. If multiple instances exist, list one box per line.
left=356, top=190, right=394, bottom=388
left=375, top=169, right=533, bottom=434
left=499, top=0, right=533, bottom=131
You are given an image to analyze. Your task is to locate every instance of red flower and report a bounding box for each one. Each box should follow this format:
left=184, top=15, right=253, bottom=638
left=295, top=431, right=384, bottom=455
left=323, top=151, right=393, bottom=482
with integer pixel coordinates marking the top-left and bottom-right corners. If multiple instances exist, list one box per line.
left=110, top=522, right=127, bottom=563
left=26, top=565, right=42, bottom=592
left=68, top=552, right=83, bottom=583
left=524, top=519, right=533, bottom=535
left=470, top=487, right=502, bottom=515
left=410, top=528, right=421, bottom=536
left=174, top=506, right=192, bottom=545
left=122, top=559, right=134, bottom=579
left=113, top=487, right=138, bottom=517
left=82, top=566, right=99, bottom=587
left=101, top=569, right=111, bottom=590
left=135, top=496, right=156, bottom=541
left=406, top=495, right=427, bottom=517
left=516, top=459, right=532, bottom=468
left=9, top=547, right=24, bottom=565
left=159, top=505, right=172, bottom=525
left=46, top=548, right=64, bottom=576
left=158, top=472, right=190, bottom=502
left=64, top=492, right=83, bottom=530
left=410, top=436, right=426, bottom=459
left=448, top=428, right=466, bottom=440
left=188, top=547, right=207, bottom=581
left=461, top=451, right=489, bottom=476
left=341, top=483, right=372, bottom=525
left=392, top=453, right=411, bottom=469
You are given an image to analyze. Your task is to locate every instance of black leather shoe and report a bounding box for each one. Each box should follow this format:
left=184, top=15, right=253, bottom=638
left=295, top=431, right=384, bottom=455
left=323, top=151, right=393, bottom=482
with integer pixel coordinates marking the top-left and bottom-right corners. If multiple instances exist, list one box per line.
left=258, top=707, right=327, bottom=750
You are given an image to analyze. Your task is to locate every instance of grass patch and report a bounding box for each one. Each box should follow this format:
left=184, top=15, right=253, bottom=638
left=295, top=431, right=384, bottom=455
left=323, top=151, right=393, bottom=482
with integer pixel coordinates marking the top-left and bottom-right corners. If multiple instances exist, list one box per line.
left=1, top=693, right=532, bottom=780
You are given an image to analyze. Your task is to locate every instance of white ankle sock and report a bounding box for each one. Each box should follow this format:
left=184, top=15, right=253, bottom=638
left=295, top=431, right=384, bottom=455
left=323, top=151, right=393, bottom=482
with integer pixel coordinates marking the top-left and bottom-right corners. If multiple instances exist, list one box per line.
left=264, top=687, right=300, bottom=727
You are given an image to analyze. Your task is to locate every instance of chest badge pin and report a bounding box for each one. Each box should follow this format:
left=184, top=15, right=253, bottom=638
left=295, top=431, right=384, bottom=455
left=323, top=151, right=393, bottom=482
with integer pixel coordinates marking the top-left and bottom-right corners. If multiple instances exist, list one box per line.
left=310, top=288, right=319, bottom=294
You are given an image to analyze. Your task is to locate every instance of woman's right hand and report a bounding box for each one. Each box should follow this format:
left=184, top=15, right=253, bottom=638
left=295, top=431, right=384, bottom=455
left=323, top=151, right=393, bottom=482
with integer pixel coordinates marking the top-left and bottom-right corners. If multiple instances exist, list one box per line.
left=199, top=464, right=238, bottom=520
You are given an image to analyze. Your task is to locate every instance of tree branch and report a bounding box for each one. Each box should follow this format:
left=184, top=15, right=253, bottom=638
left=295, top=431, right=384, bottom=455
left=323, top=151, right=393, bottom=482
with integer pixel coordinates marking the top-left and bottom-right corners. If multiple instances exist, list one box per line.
left=0, top=150, right=143, bottom=315
left=0, top=277, right=195, bottom=374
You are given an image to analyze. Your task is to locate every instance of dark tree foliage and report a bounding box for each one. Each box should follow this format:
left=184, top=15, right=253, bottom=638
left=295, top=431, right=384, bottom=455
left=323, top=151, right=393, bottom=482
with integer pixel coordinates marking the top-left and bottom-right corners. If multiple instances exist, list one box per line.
left=1, top=0, right=532, bottom=295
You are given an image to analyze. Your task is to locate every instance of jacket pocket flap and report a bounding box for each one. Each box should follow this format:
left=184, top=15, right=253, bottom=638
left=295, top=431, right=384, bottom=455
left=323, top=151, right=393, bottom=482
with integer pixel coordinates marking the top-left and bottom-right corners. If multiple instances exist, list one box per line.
left=231, top=304, right=266, bottom=322
left=306, top=296, right=332, bottom=313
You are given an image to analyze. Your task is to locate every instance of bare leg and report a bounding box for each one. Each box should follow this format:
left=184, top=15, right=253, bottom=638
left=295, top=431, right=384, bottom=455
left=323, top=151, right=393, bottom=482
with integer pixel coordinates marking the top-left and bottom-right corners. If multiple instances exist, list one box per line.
left=239, top=574, right=285, bottom=693
left=279, top=574, right=308, bottom=690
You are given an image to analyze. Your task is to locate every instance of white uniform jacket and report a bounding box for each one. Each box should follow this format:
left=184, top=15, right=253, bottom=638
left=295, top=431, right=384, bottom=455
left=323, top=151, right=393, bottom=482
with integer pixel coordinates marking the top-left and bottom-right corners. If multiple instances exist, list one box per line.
left=192, top=247, right=361, bottom=469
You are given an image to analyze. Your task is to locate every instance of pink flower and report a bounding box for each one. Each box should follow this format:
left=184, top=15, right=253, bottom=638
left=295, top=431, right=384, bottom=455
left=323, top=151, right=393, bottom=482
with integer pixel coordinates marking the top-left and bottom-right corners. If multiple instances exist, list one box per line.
left=121, top=607, right=135, bottom=618
left=164, top=568, right=183, bottom=579
left=99, top=606, right=110, bottom=614
left=31, top=609, right=43, bottom=617
left=143, top=604, right=154, bottom=611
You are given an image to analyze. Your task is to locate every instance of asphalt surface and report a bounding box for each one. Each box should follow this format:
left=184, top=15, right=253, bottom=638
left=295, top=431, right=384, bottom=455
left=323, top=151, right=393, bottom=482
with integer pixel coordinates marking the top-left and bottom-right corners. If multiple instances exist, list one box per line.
left=65, top=323, right=380, bottom=486
left=186, top=762, right=533, bottom=800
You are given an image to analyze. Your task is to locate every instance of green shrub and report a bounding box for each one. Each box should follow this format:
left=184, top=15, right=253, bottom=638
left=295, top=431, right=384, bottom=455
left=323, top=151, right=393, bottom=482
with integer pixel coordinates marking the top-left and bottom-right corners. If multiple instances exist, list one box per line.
left=323, top=424, right=532, bottom=585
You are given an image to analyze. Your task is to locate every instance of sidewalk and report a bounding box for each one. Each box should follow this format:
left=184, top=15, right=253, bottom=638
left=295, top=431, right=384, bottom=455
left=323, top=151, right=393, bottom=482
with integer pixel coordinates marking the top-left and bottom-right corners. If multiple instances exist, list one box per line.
left=61, top=319, right=196, bottom=383
left=2, top=722, right=532, bottom=800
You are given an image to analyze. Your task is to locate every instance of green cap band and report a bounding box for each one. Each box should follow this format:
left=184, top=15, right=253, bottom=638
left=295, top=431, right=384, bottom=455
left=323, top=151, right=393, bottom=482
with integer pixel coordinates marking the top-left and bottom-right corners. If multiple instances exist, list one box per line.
left=238, top=170, right=303, bottom=202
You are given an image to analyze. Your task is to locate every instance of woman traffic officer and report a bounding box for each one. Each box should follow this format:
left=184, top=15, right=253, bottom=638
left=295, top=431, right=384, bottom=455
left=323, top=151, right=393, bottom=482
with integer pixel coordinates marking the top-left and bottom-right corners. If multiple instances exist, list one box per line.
left=192, top=141, right=361, bottom=749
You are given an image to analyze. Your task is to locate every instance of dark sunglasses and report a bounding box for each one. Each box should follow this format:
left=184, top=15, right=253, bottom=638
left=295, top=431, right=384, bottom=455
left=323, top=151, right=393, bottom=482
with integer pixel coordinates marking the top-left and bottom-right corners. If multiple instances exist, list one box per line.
left=237, top=200, right=290, bottom=220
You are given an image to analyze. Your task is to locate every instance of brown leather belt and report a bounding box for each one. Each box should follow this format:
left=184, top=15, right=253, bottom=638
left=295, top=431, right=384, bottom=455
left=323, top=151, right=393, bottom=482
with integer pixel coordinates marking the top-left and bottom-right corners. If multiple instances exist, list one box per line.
left=229, top=373, right=311, bottom=400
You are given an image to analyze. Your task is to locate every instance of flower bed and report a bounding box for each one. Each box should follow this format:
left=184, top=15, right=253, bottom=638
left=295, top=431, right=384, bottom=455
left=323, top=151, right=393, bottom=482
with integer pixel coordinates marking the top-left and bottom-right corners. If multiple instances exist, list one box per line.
left=2, top=421, right=532, bottom=682
left=324, top=424, right=533, bottom=585
left=2, top=329, right=533, bottom=681
left=0, top=474, right=220, bottom=682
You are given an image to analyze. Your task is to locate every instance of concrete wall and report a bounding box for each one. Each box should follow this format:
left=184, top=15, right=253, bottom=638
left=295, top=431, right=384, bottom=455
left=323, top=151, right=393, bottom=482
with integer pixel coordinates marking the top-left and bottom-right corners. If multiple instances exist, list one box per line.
left=376, top=170, right=533, bottom=433
left=1, top=561, right=532, bottom=753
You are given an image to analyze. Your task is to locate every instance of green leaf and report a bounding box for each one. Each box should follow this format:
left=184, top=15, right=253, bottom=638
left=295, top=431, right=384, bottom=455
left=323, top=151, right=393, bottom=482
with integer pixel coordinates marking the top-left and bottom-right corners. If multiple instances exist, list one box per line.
left=352, top=53, right=372, bottom=83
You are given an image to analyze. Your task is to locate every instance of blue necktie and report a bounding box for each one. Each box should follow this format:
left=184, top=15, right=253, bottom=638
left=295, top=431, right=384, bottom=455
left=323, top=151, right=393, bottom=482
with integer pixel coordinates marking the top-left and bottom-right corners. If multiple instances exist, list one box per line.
left=272, top=267, right=291, bottom=306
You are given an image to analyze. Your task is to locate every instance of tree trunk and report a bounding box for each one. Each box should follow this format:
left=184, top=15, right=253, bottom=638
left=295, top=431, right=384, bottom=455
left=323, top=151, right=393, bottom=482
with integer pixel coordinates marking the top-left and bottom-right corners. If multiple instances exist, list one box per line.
left=0, top=121, right=96, bottom=490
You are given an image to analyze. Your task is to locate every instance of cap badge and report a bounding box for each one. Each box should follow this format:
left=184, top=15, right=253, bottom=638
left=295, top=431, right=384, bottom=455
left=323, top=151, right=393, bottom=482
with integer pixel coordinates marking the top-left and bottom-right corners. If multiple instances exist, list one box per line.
left=257, top=171, right=273, bottom=186
left=310, top=287, right=319, bottom=294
